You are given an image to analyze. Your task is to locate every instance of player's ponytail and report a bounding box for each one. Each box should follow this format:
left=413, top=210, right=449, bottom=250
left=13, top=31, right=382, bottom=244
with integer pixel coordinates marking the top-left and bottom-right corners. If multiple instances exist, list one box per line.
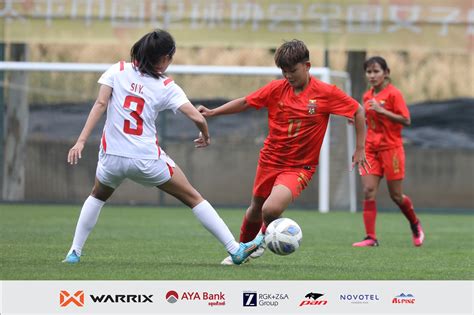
left=131, top=29, right=176, bottom=79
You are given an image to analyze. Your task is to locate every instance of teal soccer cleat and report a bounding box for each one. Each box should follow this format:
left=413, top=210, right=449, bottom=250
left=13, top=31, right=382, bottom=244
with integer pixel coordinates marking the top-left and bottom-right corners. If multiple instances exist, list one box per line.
left=230, top=234, right=264, bottom=265
left=62, top=250, right=80, bottom=264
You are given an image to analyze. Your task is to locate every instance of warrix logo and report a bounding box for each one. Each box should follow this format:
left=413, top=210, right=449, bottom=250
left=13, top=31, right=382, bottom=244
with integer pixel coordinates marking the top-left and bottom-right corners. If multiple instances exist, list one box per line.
left=89, top=294, right=153, bottom=303
left=59, top=290, right=84, bottom=307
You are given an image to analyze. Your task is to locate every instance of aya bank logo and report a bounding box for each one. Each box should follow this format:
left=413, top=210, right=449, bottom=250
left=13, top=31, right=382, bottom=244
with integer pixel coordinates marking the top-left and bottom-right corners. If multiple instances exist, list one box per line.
left=166, top=291, right=179, bottom=303
left=59, top=290, right=84, bottom=307
left=165, top=290, right=226, bottom=306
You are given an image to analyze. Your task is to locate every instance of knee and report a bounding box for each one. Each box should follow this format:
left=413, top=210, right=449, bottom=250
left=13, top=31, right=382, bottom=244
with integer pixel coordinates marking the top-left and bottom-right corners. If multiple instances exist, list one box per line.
left=363, top=185, right=377, bottom=199
left=261, top=204, right=283, bottom=224
left=91, top=185, right=112, bottom=202
left=390, top=192, right=404, bottom=205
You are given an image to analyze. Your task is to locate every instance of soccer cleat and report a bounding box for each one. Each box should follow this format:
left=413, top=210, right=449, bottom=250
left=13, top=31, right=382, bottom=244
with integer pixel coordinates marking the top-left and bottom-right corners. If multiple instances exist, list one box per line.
left=229, top=234, right=264, bottom=265
left=220, top=236, right=267, bottom=265
left=410, top=221, right=425, bottom=247
left=220, top=255, right=237, bottom=266
left=249, top=234, right=266, bottom=259
left=249, top=244, right=266, bottom=259
left=62, top=250, right=80, bottom=264
left=352, top=236, right=379, bottom=247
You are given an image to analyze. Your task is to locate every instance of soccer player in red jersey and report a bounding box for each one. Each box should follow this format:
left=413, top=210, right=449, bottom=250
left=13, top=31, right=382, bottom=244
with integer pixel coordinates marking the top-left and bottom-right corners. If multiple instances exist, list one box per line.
left=352, top=56, right=424, bottom=248
left=198, top=40, right=370, bottom=264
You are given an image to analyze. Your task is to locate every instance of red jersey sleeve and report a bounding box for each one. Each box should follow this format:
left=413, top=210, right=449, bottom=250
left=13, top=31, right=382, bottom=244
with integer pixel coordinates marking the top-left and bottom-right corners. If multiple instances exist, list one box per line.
left=390, top=88, right=410, bottom=119
left=245, top=80, right=281, bottom=109
left=323, top=85, right=360, bottom=118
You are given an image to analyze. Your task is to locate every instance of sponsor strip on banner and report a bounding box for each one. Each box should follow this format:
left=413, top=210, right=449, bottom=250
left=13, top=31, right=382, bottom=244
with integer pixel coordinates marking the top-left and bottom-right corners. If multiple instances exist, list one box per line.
left=1, top=280, right=473, bottom=314
left=0, top=0, right=472, bottom=52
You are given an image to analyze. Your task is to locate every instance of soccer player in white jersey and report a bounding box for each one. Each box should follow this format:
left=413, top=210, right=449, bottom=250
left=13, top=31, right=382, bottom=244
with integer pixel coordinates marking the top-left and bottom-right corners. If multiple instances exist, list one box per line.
left=63, top=29, right=262, bottom=265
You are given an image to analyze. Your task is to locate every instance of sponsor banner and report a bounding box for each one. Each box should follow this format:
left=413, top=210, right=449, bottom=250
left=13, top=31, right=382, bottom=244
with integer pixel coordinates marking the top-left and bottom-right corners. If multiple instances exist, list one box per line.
left=1, top=280, right=473, bottom=314
left=0, top=0, right=472, bottom=52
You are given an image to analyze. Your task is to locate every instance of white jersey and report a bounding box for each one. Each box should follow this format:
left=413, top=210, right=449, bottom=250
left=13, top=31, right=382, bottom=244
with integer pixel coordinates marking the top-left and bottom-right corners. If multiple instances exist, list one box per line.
left=98, top=61, right=189, bottom=159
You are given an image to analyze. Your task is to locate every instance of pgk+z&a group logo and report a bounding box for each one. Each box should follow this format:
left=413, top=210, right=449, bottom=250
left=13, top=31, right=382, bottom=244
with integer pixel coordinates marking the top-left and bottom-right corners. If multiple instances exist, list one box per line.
left=243, top=291, right=289, bottom=307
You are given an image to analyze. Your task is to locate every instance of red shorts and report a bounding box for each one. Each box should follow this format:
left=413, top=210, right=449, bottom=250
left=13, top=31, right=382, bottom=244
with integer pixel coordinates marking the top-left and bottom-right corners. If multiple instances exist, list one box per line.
left=252, top=164, right=315, bottom=200
left=361, top=146, right=405, bottom=180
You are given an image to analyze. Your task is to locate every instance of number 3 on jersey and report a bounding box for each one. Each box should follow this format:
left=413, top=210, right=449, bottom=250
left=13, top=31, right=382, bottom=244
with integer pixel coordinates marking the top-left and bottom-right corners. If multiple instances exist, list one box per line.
left=123, top=95, right=145, bottom=135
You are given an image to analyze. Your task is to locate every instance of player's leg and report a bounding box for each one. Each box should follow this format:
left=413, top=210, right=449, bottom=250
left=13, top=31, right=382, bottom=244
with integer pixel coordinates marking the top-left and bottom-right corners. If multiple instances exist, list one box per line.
left=237, top=185, right=292, bottom=263
left=220, top=166, right=274, bottom=264
left=158, top=165, right=262, bottom=264
left=63, top=153, right=123, bottom=263
left=261, top=185, right=293, bottom=228
left=353, top=150, right=382, bottom=247
left=224, top=168, right=313, bottom=264
left=353, top=174, right=381, bottom=247
left=219, top=196, right=265, bottom=265
left=384, top=146, right=424, bottom=246
left=387, top=181, right=424, bottom=246
left=239, top=196, right=265, bottom=242
left=237, top=164, right=275, bottom=243
left=63, top=179, right=115, bottom=263
left=260, top=167, right=313, bottom=232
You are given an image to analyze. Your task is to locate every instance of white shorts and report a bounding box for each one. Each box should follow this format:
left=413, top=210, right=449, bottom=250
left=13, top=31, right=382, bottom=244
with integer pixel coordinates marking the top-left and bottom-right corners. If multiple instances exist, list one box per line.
left=96, top=150, right=176, bottom=189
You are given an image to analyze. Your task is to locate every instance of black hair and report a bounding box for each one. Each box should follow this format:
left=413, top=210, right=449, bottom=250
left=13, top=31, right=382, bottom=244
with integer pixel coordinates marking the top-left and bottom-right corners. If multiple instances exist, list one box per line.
left=130, top=29, right=176, bottom=79
left=363, top=56, right=390, bottom=73
left=274, top=39, right=309, bottom=69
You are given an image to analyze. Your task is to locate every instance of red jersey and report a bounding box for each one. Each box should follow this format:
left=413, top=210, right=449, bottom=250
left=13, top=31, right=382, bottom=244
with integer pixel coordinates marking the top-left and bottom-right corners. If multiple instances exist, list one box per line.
left=363, top=84, right=410, bottom=151
left=246, top=76, right=359, bottom=168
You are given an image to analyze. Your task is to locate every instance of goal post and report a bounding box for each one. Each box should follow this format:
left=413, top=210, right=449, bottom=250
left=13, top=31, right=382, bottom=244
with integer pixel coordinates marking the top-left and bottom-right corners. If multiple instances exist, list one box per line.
left=0, top=61, right=356, bottom=212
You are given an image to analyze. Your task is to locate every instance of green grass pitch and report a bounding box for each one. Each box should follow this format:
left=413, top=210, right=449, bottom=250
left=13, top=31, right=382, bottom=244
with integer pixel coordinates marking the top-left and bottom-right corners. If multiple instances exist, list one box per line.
left=0, top=204, right=472, bottom=280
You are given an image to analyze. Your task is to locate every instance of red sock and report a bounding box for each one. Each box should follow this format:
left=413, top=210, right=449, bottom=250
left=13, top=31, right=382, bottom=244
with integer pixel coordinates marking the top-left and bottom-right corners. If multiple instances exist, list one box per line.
left=239, top=215, right=262, bottom=242
left=363, top=199, right=377, bottom=239
left=260, top=222, right=267, bottom=235
left=399, top=195, right=418, bottom=225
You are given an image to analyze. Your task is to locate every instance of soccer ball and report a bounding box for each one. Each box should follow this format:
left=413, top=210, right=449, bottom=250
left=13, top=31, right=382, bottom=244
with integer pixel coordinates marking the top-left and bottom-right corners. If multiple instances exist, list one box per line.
left=264, top=218, right=302, bottom=255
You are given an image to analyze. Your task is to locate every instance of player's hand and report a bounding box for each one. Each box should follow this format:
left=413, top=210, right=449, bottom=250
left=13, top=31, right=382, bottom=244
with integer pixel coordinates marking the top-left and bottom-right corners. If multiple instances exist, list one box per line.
left=368, top=98, right=384, bottom=114
left=352, top=147, right=371, bottom=175
left=193, top=132, right=210, bottom=148
left=67, top=142, right=85, bottom=165
left=196, top=105, right=213, bottom=117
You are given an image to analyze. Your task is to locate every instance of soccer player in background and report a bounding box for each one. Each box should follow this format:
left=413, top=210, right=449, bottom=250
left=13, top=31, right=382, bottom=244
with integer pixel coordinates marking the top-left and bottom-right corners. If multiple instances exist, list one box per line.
left=198, top=39, right=370, bottom=265
left=352, top=56, right=424, bottom=247
left=62, top=29, right=262, bottom=264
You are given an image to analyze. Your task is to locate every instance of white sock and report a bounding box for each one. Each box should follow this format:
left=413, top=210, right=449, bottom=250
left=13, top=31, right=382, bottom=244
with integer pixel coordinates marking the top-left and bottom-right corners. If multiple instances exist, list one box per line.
left=192, top=200, right=240, bottom=254
left=68, top=196, right=105, bottom=256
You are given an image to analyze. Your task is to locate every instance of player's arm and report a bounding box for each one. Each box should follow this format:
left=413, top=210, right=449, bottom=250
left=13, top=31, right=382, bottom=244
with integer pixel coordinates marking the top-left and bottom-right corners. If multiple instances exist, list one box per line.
left=67, top=84, right=112, bottom=165
left=197, top=97, right=251, bottom=117
left=368, top=99, right=410, bottom=126
left=179, top=102, right=211, bottom=148
left=352, top=104, right=370, bottom=173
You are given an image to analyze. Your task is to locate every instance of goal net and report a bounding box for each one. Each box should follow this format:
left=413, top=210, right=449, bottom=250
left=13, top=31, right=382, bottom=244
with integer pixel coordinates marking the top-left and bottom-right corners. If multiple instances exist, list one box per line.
left=0, top=62, right=356, bottom=212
